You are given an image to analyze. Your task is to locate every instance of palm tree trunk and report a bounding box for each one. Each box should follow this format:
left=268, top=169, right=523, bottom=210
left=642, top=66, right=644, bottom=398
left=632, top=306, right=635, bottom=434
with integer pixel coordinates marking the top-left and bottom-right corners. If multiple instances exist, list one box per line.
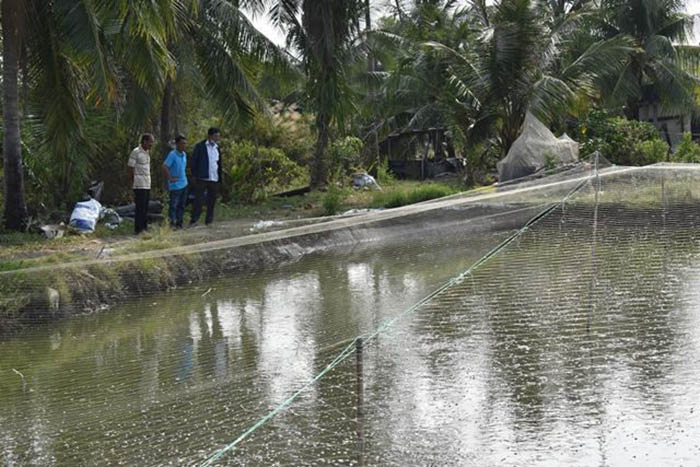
left=311, top=114, right=330, bottom=188
left=365, top=0, right=375, bottom=74
left=160, top=78, right=173, bottom=157
left=156, top=78, right=173, bottom=192
left=2, top=0, right=29, bottom=231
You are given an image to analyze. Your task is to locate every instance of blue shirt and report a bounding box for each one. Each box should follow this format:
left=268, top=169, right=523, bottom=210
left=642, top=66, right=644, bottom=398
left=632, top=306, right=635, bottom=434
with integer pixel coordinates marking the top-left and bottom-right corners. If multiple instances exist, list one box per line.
left=164, top=150, right=188, bottom=191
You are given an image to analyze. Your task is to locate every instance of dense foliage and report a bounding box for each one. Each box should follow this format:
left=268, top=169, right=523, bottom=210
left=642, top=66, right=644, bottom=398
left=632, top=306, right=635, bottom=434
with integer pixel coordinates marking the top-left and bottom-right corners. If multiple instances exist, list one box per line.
left=672, top=133, right=700, bottom=163
left=222, top=140, right=306, bottom=203
left=1, top=0, right=699, bottom=231
left=578, top=111, right=669, bottom=165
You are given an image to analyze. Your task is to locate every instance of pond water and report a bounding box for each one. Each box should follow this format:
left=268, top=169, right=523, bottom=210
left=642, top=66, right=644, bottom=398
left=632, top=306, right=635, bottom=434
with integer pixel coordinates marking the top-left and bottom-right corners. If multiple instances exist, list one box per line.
left=2, top=171, right=700, bottom=466
left=0, top=222, right=508, bottom=465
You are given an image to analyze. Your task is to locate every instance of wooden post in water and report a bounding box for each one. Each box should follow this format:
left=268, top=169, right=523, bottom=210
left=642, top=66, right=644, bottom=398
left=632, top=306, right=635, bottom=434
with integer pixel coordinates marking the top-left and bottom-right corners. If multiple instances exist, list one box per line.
left=356, top=338, right=365, bottom=467
left=587, top=152, right=600, bottom=333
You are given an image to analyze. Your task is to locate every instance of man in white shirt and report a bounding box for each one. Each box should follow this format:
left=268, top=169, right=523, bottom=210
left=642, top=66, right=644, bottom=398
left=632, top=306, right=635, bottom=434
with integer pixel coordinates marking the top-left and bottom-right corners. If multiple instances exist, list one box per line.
left=189, top=127, right=222, bottom=226
left=127, top=134, right=153, bottom=234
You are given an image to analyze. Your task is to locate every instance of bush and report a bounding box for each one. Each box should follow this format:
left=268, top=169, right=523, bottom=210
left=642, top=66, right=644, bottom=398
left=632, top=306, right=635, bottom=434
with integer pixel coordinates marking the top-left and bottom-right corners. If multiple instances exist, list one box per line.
left=372, top=184, right=456, bottom=209
left=578, top=110, right=668, bottom=165
left=228, top=110, right=315, bottom=166
left=634, top=139, right=669, bottom=164
left=328, top=136, right=364, bottom=180
left=543, top=151, right=558, bottom=173
left=220, top=140, right=306, bottom=203
left=673, top=132, right=700, bottom=163
left=375, top=159, right=396, bottom=186
left=321, top=185, right=349, bottom=215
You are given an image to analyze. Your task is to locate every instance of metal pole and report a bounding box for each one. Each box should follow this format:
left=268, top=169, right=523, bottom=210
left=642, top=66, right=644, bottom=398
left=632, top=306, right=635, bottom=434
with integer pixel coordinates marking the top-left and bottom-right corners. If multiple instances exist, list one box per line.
left=356, top=338, right=365, bottom=467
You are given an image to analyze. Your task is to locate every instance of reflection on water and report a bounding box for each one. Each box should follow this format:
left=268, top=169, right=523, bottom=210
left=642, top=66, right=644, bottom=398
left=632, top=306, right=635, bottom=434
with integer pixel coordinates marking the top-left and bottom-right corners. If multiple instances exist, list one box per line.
left=2, top=197, right=700, bottom=465
left=0, top=229, right=501, bottom=465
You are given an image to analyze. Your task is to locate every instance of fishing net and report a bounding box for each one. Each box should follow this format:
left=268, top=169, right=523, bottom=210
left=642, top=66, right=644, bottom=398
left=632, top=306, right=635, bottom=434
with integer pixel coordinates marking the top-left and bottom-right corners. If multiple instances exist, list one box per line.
left=2, top=162, right=700, bottom=465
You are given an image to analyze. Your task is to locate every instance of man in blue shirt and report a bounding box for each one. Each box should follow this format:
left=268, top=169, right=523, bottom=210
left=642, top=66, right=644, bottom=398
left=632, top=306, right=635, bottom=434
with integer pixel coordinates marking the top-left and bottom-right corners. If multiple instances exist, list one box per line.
left=162, top=135, right=188, bottom=229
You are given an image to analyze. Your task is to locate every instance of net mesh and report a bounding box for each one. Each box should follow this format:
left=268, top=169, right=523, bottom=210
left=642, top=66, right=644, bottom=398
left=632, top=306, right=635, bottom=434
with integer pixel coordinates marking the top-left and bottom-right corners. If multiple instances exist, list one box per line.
left=204, top=165, right=700, bottom=465
left=2, top=163, right=700, bottom=465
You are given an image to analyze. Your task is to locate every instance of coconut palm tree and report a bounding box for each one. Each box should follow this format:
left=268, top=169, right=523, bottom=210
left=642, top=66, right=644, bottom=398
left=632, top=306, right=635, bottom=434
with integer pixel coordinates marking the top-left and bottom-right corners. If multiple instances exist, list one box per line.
left=2, top=0, right=178, bottom=230
left=2, top=0, right=28, bottom=230
left=597, top=0, right=699, bottom=118
left=157, top=0, right=295, bottom=160
left=270, top=0, right=365, bottom=188
left=382, top=0, right=636, bottom=157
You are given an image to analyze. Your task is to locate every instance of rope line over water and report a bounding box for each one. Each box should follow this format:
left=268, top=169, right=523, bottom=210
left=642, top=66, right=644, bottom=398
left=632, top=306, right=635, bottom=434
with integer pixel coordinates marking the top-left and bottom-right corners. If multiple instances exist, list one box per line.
left=200, top=338, right=360, bottom=466
left=198, top=171, right=594, bottom=466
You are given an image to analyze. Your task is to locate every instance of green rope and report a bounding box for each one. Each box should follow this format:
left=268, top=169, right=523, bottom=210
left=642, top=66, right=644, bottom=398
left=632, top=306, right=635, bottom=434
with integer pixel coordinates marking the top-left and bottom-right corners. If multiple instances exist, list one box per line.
left=365, top=175, right=589, bottom=343
left=199, top=174, right=591, bottom=466
left=200, top=338, right=360, bottom=466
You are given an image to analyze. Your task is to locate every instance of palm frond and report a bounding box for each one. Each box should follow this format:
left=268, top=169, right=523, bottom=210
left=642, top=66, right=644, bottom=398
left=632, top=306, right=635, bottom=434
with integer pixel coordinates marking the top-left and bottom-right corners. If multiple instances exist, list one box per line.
left=562, top=35, right=639, bottom=90
left=675, top=44, right=700, bottom=75
left=528, top=75, right=575, bottom=123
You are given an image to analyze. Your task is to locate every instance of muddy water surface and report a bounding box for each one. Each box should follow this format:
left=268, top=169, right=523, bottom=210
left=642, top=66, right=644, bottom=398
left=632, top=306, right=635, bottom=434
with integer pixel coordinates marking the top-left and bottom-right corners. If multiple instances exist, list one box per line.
left=1, top=200, right=700, bottom=466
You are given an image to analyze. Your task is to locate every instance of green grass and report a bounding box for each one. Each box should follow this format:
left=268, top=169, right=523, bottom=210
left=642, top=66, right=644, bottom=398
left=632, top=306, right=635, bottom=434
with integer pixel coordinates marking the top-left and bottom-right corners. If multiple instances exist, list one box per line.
left=121, top=225, right=176, bottom=254
left=0, top=179, right=465, bottom=271
left=322, top=186, right=350, bottom=216
left=371, top=183, right=458, bottom=209
left=0, top=260, right=26, bottom=272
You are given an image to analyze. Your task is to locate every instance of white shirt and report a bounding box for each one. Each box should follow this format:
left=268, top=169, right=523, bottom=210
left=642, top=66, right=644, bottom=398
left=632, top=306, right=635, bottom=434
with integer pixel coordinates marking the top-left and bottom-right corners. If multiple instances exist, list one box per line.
left=206, top=140, right=219, bottom=182
left=127, top=145, right=151, bottom=189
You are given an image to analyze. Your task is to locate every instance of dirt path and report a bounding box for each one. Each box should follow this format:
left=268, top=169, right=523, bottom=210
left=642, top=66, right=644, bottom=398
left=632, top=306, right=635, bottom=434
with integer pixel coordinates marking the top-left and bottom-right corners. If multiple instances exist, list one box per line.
left=0, top=215, right=331, bottom=271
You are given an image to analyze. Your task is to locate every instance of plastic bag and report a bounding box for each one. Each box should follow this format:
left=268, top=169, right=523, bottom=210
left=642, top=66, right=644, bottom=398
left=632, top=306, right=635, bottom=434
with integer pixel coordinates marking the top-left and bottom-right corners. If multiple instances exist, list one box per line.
left=69, top=198, right=102, bottom=233
left=353, top=173, right=381, bottom=190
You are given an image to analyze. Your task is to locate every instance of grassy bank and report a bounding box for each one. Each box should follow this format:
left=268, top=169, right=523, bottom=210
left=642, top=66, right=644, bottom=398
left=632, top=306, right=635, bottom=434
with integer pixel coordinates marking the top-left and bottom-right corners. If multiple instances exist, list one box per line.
left=0, top=250, right=207, bottom=334
left=0, top=179, right=463, bottom=272
left=0, top=178, right=466, bottom=334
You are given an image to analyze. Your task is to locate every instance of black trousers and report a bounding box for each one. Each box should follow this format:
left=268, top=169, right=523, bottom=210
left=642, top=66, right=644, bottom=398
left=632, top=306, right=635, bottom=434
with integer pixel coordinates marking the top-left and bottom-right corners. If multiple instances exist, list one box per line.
left=190, top=180, right=219, bottom=225
left=134, top=189, right=150, bottom=234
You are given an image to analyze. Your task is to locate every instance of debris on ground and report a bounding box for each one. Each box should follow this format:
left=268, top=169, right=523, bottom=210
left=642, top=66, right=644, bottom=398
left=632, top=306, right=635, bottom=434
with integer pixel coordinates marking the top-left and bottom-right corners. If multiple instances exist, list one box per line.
left=68, top=199, right=124, bottom=234
left=38, top=224, right=66, bottom=239
left=115, top=200, right=164, bottom=222
left=353, top=173, right=381, bottom=190
left=69, top=198, right=103, bottom=233
left=250, top=220, right=286, bottom=232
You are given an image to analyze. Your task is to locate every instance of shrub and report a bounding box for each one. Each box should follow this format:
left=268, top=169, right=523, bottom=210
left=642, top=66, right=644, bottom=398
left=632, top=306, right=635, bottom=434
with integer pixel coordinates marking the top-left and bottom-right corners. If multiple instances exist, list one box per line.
left=372, top=184, right=456, bottom=209
left=220, top=140, right=306, bottom=203
left=228, top=110, right=315, bottom=166
left=634, top=139, right=669, bottom=164
left=543, top=151, right=558, bottom=173
left=328, top=136, right=364, bottom=180
left=673, top=132, right=700, bottom=163
left=375, top=159, right=396, bottom=186
left=321, top=185, right=349, bottom=215
left=578, top=110, right=668, bottom=165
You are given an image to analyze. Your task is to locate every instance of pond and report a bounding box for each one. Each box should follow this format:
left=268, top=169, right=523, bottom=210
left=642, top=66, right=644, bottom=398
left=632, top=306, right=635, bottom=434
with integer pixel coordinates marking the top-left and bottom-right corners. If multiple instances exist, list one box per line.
left=2, top=167, right=700, bottom=465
